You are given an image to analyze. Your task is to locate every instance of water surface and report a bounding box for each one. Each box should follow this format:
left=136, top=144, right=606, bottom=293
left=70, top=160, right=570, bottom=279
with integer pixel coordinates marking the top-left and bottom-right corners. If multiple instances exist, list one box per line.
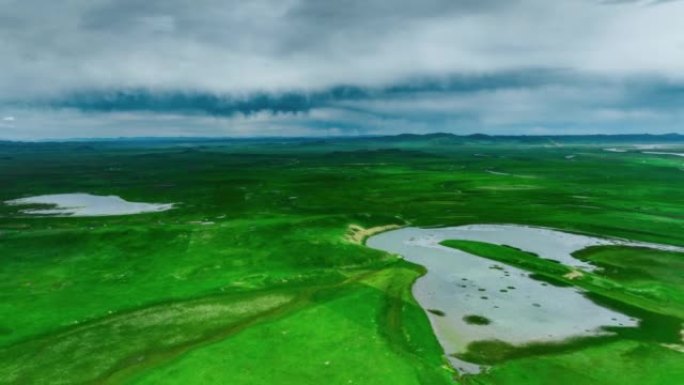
left=5, top=193, right=174, bottom=217
left=642, top=151, right=684, bottom=157
left=367, top=224, right=681, bottom=373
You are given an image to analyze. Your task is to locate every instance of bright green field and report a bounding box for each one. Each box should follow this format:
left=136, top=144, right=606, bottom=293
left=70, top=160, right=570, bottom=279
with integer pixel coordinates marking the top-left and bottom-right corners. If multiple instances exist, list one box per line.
left=0, top=136, right=682, bottom=384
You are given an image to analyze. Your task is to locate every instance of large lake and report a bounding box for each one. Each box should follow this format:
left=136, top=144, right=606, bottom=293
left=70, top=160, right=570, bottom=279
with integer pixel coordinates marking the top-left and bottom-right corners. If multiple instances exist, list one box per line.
left=366, top=224, right=681, bottom=373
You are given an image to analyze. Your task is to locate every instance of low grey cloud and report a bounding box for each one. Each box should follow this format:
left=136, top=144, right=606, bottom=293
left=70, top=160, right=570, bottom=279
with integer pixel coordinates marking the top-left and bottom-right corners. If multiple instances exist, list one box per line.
left=0, top=0, right=683, bottom=138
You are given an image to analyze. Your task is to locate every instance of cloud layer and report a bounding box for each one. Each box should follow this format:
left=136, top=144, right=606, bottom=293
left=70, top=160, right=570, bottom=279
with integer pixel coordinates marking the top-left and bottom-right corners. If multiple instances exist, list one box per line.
left=0, top=0, right=683, bottom=138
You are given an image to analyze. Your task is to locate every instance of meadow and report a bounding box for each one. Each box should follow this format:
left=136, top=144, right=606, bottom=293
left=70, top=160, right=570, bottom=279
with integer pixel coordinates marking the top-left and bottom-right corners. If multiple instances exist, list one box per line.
left=0, top=134, right=682, bottom=384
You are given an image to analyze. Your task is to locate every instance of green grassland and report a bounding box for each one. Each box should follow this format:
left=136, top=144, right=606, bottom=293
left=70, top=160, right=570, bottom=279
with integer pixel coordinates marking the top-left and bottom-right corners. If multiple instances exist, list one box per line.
left=0, top=136, right=682, bottom=384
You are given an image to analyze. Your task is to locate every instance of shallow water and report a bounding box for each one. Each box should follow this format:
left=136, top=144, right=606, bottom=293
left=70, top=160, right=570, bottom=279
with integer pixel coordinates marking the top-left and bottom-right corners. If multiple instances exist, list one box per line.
left=5, top=193, right=174, bottom=217
left=366, top=224, right=682, bottom=373
left=642, top=151, right=684, bottom=157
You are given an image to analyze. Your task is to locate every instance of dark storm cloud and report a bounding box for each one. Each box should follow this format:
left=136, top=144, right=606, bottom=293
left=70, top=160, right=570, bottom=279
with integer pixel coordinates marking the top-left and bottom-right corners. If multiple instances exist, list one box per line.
left=48, top=71, right=557, bottom=116
left=0, top=0, right=683, bottom=138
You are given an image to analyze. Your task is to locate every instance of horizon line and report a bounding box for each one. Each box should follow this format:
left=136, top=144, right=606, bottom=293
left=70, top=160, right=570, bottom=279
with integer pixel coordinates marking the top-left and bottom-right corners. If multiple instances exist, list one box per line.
left=1, top=132, right=683, bottom=144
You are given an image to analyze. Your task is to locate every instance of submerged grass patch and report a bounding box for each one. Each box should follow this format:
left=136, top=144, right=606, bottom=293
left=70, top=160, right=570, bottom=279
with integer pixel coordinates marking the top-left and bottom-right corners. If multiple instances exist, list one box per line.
left=463, top=315, right=491, bottom=325
left=453, top=336, right=618, bottom=366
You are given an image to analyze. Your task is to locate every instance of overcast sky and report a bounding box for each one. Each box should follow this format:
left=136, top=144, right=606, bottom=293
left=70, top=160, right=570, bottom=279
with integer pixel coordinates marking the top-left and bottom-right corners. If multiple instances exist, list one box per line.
left=1, top=0, right=683, bottom=139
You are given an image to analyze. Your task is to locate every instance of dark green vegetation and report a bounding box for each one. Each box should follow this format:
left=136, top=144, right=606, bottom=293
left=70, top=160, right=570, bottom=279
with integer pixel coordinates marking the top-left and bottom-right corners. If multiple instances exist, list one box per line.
left=466, top=340, right=684, bottom=385
left=463, top=315, right=491, bottom=325
left=0, top=135, right=682, bottom=384
left=575, top=246, right=684, bottom=314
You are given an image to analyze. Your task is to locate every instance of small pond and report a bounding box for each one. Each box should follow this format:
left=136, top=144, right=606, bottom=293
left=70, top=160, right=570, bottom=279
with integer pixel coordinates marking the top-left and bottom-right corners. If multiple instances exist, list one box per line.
left=5, top=193, right=174, bottom=217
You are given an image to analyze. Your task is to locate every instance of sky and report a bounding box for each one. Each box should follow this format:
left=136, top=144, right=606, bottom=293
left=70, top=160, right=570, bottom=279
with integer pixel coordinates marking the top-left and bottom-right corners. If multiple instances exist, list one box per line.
left=0, top=0, right=683, bottom=139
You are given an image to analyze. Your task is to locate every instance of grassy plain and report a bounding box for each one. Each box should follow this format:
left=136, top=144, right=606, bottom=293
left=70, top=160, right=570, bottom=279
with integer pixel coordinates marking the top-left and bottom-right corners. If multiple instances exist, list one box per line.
left=0, top=135, right=682, bottom=384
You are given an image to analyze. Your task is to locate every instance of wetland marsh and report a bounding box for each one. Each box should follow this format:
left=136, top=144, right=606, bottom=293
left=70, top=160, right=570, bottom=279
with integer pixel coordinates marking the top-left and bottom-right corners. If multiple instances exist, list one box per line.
left=0, top=135, right=682, bottom=385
